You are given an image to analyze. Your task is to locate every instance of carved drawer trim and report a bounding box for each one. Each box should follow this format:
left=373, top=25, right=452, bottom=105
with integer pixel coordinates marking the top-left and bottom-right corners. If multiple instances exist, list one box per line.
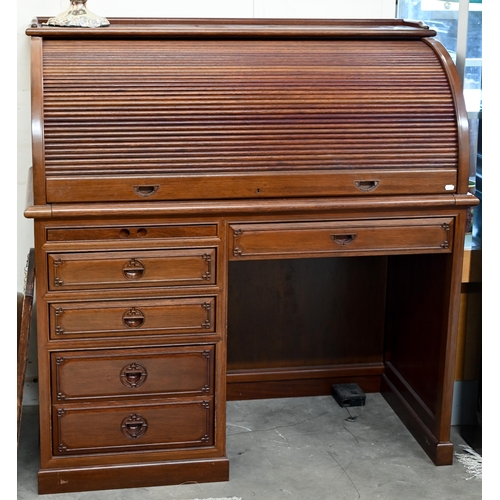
left=230, top=217, right=454, bottom=260
left=49, top=297, right=216, bottom=340
left=52, top=345, right=215, bottom=402
left=53, top=398, right=214, bottom=455
left=47, top=248, right=217, bottom=291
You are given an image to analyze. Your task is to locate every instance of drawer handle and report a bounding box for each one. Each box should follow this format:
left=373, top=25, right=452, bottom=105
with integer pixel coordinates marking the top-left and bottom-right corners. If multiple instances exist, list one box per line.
left=119, top=228, right=148, bottom=238
left=122, top=307, right=145, bottom=328
left=120, top=362, right=148, bottom=388
left=331, top=234, right=357, bottom=246
left=354, top=180, right=380, bottom=192
left=121, top=414, right=148, bottom=439
left=122, top=259, right=145, bottom=280
left=133, top=185, right=159, bottom=197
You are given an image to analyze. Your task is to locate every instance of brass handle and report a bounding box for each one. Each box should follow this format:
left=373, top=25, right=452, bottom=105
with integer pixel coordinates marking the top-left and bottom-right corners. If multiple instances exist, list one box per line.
left=122, top=307, right=145, bottom=328
left=120, top=362, right=148, bottom=388
left=122, top=259, right=145, bottom=280
left=331, top=234, right=357, bottom=246
left=121, top=414, right=148, bottom=439
left=133, top=185, right=159, bottom=197
left=354, top=180, right=380, bottom=192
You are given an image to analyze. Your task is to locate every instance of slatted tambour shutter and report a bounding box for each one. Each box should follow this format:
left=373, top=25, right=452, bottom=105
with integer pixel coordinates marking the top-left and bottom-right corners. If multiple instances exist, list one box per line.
left=41, top=38, right=459, bottom=202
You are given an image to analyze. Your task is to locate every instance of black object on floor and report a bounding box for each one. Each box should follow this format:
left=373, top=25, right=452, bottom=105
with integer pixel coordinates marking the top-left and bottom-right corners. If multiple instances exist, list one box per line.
left=331, top=383, right=366, bottom=407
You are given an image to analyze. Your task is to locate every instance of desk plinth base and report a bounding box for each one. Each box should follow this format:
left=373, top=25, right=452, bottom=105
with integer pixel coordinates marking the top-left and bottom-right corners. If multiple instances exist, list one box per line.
left=38, top=457, right=230, bottom=495
left=382, top=374, right=454, bottom=466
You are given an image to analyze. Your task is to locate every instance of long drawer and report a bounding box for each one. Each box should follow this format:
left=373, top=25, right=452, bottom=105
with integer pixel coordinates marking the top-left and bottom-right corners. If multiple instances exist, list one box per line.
left=229, top=217, right=454, bottom=260
left=53, top=397, right=214, bottom=455
left=49, top=296, right=215, bottom=340
left=45, top=169, right=458, bottom=203
left=47, top=248, right=216, bottom=291
left=51, top=345, right=215, bottom=402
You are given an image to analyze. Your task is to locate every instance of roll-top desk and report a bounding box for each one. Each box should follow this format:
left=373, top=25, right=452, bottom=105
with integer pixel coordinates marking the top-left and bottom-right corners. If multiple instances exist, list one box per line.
left=25, top=18, right=478, bottom=494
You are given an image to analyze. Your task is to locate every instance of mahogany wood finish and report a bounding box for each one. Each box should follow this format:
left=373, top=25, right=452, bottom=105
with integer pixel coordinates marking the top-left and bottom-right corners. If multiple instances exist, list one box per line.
left=52, top=345, right=215, bottom=400
left=48, top=297, right=216, bottom=340
left=25, top=18, right=478, bottom=494
left=46, top=247, right=216, bottom=290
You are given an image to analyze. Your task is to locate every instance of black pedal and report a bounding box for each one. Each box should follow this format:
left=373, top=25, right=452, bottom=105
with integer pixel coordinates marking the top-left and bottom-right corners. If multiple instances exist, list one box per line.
left=331, top=383, right=366, bottom=407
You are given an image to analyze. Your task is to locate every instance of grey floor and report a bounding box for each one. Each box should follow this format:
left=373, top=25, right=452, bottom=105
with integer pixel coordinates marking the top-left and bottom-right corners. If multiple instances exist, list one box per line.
left=18, top=395, right=482, bottom=499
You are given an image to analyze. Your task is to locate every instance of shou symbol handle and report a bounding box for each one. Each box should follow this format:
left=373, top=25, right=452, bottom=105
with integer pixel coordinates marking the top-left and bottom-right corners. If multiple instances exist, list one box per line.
left=122, top=259, right=145, bottom=280
left=331, top=234, right=358, bottom=246
left=121, top=414, right=148, bottom=439
left=120, top=362, right=148, bottom=388
left=122, top=307, right=145, bottom=328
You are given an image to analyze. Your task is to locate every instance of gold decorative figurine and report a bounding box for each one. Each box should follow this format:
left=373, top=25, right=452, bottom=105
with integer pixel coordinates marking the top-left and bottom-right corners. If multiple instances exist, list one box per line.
left=46, top=0, right=110, bottom=28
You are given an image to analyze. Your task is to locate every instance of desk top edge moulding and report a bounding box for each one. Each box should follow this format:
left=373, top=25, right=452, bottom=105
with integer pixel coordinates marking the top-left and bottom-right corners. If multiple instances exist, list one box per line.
left=25, top=17, right=478, bottom=494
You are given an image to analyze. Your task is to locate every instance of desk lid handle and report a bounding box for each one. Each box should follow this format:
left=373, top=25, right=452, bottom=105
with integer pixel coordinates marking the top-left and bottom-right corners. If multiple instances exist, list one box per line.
left=354, top=180, right=380, bottom=192
left=331, top=234, right=357, bottom=246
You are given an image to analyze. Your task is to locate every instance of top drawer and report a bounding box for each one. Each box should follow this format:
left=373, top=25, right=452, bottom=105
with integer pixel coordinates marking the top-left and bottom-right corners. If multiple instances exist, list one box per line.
left=46, top=223, right=218, bottom=242
left=229, top=218, right=454, bottom=260
left=47, top=248, right=216, bottom=291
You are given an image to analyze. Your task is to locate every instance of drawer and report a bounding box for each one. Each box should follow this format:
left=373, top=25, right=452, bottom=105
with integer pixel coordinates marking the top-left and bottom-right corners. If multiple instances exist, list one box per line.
left=45, top=169, right=458, bottom=203
left=49, top=296, right=215, bottom=340
left=51, top=345, right=215, bottom=402
left=47, top=248, right=216, bottom=291
left=46, top=223, right=218, bottom=242
left=53, top=397, right=214, bottom=455
left=229, top=218, right=454, bottom=259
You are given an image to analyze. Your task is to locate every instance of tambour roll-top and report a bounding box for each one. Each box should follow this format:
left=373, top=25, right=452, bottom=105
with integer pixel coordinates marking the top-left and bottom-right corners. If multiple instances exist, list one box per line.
left=27, top=18, right=468, bottom=204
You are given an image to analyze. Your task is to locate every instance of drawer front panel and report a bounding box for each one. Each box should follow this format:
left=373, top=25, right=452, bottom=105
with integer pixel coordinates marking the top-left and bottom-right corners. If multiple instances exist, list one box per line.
left=53, top=398, right=214, bottom=455
left=49, top=297, right=215, bottom=340
left=230, top=218, right=454, bottom=259
left=46, top=223, right=218, bottom=242
left=47, top=248, right=216, bottom=291
left=52, top=345, right=215, bottom=401
left=45, top=169, right=458, bottom=203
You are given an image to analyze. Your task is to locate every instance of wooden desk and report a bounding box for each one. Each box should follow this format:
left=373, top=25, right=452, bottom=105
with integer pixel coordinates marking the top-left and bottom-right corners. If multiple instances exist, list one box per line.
left=25, top=18, right=478, bottom=494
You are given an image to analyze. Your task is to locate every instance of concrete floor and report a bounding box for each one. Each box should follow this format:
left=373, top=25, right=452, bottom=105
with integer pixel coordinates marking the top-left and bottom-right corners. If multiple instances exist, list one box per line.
left=17, top=394, right=481, bottom=499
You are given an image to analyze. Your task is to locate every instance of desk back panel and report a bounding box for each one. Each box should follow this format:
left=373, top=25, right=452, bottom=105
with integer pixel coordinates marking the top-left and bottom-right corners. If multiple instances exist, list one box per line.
left=228, top=257, right=387, bottom=371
